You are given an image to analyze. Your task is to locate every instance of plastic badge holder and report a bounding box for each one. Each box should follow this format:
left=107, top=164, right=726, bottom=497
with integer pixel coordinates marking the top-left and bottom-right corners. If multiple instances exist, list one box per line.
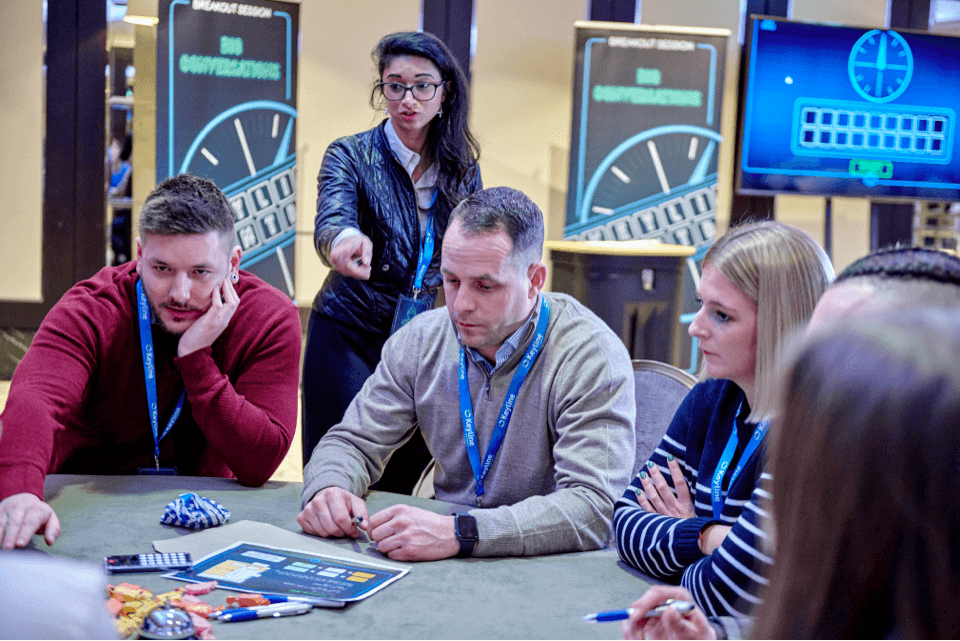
left=160, top=492, right=230, bottom=530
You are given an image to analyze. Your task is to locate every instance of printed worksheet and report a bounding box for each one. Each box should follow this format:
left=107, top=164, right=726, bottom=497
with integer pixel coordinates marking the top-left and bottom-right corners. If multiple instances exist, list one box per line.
left=166, top=541, right=408, bottom=603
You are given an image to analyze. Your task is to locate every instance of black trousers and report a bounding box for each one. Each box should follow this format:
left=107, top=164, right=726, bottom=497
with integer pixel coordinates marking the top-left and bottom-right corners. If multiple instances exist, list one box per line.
left=300, top=310, right=431, bottom=495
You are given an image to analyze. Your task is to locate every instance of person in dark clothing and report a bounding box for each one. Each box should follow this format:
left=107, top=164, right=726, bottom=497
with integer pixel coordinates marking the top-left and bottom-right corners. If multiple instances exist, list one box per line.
left=301, top=32, right=481, bottom=494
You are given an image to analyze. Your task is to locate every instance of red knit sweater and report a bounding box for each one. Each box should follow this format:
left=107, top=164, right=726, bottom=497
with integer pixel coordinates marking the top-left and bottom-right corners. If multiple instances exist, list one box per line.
left=0, top=263, right=301, bottom=499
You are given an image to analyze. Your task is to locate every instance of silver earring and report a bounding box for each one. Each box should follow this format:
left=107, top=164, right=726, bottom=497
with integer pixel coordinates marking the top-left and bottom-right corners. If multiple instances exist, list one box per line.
left=436, top=107, right=443, bottom=119
left=231, top=273, right=239, bottom=283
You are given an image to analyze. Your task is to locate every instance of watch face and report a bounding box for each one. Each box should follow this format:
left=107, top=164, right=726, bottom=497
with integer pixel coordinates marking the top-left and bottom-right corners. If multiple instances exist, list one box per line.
left=456, top=514, right=479, bottom=540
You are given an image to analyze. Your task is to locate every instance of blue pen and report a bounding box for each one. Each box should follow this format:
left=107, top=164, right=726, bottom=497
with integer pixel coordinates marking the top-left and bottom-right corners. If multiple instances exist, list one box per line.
left=583, top=600, right=696, bottom=623
left=583, top=608, right=634, bottom=623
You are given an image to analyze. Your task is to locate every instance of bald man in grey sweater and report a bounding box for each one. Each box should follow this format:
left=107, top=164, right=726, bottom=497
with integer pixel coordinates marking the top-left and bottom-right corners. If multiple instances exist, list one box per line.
left=298, top=187, right=635, bottom=561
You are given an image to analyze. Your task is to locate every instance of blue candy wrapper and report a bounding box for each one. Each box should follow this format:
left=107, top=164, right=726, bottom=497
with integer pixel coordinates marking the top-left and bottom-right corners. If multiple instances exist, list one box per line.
left=161, top=492, right=230, bottom=529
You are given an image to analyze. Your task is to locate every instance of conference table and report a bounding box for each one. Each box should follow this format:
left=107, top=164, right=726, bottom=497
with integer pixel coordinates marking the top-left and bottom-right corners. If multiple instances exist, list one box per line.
left=30, top=474, right=653, bottom=639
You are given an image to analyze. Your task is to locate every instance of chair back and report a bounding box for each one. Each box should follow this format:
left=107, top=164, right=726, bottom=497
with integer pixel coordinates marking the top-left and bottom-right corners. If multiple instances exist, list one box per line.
left=412, top=458, right=437, bottom=499
left=631, top=359, right=697, bottom=478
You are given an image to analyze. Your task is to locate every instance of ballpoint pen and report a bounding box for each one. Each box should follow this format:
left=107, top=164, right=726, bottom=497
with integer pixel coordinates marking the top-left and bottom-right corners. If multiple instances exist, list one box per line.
left=215, top=602, right=313, bottom=622
left=583, top=600, right=696, bottom=622
left=583, top=609, right=636, bottom=623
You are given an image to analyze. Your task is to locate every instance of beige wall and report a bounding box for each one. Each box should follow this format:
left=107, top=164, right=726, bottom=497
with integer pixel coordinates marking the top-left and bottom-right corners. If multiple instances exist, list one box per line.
left=0, top=1, right=44, bottom=302
left=471, top=0, right=588, bottom=290
left=132, top=23, right=157, bottom=239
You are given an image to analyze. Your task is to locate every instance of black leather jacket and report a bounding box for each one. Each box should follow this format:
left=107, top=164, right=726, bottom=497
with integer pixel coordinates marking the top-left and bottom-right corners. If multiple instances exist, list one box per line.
left=312, top=121, right=482, bottom=336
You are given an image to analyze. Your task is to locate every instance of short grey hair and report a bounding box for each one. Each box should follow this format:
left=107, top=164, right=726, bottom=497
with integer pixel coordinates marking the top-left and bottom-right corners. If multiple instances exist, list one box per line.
left=449, top=187, right=544, bottom=265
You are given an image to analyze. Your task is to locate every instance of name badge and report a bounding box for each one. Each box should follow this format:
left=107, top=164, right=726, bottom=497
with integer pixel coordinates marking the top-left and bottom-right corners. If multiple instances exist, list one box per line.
left=390, top=294, right=433, bottom=335
left=138, top=467, right=179, bottom=476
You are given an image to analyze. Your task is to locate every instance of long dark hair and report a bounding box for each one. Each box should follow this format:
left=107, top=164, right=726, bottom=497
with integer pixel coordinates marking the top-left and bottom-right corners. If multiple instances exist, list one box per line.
left=370, top=31, right=480, bottom=210
left=754, top=310, right=960, bottom=638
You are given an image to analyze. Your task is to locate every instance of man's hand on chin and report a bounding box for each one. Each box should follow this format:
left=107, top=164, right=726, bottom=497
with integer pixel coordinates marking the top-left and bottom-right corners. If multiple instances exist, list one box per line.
left=367, top=505, right=460, bottom=561
left=177, top=277, right=239, bottom=357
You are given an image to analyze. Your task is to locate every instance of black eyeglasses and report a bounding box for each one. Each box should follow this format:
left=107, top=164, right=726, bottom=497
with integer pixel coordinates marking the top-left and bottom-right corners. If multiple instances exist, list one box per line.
left=378, top=81, right=445, bottom=101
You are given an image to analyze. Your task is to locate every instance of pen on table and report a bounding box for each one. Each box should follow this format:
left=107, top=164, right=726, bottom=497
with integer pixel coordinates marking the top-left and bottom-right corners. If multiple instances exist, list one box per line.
left=583, top=609, right=635, bottom=623
left=215, top=602, right=312, bottom=622
left=583, top=600, right=696, bottom=623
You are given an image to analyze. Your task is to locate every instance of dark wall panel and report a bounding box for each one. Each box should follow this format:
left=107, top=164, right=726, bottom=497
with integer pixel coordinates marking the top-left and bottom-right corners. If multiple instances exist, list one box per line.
left=589, top=0, right=637, bottom=23
left=422, top=0, right=474, bottom=81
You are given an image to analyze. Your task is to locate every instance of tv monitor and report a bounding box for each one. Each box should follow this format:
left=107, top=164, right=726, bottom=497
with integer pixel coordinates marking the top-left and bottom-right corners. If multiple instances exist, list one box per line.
left=737, top=16, right=960, bottom=201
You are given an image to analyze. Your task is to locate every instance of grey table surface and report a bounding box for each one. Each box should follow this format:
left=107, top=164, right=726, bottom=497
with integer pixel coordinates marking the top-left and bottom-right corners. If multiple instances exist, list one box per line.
left=27, top=474, right=651, bottom=639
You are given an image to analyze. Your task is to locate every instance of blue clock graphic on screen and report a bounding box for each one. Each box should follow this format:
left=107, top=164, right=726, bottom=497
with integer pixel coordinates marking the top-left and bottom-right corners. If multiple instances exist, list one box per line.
left=848, top=29, right=913, bottom=103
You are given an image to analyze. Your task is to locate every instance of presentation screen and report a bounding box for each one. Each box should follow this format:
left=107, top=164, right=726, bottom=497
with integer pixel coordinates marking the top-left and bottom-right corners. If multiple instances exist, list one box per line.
left=737, top=16, right=960, bottom=201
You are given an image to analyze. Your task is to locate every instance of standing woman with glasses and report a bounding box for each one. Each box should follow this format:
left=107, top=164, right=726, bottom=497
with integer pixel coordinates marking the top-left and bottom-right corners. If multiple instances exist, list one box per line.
left=302, top=32, right=481, bottom=493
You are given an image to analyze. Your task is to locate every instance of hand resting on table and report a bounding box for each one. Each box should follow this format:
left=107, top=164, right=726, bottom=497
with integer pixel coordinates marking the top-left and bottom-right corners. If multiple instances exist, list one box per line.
left=298, top=487, right=461, bottom=561
left=0, top=492, right=61, bottom=549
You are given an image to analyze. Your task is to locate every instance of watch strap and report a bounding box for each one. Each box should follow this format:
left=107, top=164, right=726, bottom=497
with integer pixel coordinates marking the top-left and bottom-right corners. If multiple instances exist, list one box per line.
left=454, top=512, right=478, bottom=558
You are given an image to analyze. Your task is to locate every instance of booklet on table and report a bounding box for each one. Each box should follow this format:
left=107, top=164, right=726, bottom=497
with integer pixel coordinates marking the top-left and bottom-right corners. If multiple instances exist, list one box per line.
left=165, top=540, right=408, bottom=607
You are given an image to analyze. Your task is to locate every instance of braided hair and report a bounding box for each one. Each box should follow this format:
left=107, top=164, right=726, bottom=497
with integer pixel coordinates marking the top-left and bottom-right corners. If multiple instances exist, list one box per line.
left=836, top=246, right=960, bottom=286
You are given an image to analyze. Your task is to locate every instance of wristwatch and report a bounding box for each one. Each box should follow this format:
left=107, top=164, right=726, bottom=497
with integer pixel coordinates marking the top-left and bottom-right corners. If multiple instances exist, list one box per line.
left=453, top=512, right=478, bottom=557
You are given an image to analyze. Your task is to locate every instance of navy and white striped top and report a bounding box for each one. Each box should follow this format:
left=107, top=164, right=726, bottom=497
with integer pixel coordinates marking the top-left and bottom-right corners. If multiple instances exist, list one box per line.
left=613, top=379, right=773, bottom=620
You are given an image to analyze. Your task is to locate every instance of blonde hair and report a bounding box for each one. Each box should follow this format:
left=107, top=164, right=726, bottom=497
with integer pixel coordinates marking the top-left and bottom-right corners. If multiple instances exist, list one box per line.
left=702, top=220, right=834, bottom=421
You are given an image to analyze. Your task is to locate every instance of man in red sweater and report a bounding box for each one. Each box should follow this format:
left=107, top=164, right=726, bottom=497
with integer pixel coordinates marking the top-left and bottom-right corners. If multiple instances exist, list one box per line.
left=0, top=174, right=301, bottom=549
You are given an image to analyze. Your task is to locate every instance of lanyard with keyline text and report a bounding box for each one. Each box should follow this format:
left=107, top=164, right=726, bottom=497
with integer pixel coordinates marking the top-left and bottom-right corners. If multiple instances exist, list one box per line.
left=136, top=279, right=185, bottom=471
left=411, top=190, right=438, bottom=299
left=458, top=296, right=550, bottom=506
left=711, top=399, right=768, bottom=520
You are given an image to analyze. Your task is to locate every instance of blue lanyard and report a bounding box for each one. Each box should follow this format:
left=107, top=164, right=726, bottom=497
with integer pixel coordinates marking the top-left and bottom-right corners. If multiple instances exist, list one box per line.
left=711, top=399, right=768, bottom=519
left=458, top=296, right=550, bottom=505
left=411, top=190, right=438, bottom=298
left=136, top=280, right=185, bottom=470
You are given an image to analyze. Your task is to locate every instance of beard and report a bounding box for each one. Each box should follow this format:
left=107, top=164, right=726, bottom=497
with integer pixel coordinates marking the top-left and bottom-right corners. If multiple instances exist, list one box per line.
left=147, top=296, right=207, bottom=337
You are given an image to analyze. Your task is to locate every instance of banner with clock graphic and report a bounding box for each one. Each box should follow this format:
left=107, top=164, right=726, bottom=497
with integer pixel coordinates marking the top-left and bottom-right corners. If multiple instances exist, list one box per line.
left=157, top=0, right=299, bottom=298
left=564, top=22, right=728, bottom=246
